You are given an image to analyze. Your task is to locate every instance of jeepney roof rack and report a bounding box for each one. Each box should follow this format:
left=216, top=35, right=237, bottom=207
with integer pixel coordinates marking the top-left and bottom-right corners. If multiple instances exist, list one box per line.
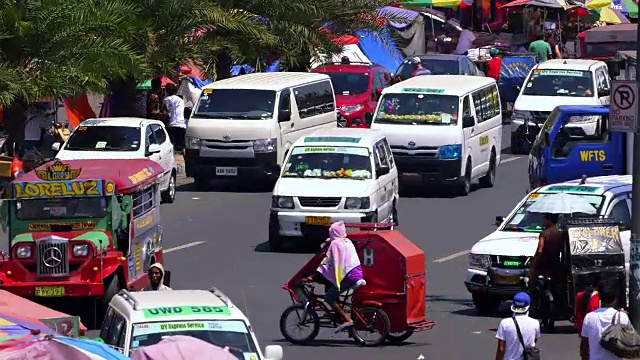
left=208, top=286, right=234, bottom=308
left=118, top=289, right=140, bottom=310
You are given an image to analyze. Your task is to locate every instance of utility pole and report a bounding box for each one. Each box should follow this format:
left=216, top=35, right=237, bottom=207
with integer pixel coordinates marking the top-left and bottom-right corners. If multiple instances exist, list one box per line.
left=629, top=23, right=640, bottom=327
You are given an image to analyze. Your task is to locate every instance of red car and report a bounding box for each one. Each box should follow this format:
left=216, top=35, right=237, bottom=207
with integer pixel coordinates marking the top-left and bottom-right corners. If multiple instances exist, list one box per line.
left=312, top=62, right=390, bottom=128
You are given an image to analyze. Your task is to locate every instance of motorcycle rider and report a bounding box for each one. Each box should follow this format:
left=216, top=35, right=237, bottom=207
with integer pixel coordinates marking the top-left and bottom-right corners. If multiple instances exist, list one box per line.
left=143, top=263, right=172, bottom=291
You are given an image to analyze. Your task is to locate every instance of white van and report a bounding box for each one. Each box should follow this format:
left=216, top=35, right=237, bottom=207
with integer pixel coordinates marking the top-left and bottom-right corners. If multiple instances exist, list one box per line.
left=510, top=59, right=611, bottom=154
left=185, top=72, right=338, bottom=189
left=269, top=128, right=398, bottom=251
left=101, top=289, right=283, bottom=359
left=370, top=75, right=502, bottom=195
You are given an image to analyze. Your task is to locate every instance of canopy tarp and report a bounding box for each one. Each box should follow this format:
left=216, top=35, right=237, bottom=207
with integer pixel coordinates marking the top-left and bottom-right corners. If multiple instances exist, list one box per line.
left=377, top=6, right=420, bottom=28
left=355, top=30, right=404, bottom=72
left=63, top=93, right=96, bottom=130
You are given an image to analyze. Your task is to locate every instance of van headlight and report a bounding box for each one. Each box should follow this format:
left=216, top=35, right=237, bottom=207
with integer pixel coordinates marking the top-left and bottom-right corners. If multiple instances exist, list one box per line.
left=340, top=104, right=363, bottom=114
left=272, top=196, right=294, bottom=209
left=254, top=138, right=277, bottom=153
left=468, top=254, right=490, bottom=269
left=73, top=244, right=89, bottom=257
left=438, top=144, right=461, bottom=160
left=186, top=136, right=201, bottom=150
left=16, top=245, right=31, bottom=259
left=345, top=197, right=370, bottom=210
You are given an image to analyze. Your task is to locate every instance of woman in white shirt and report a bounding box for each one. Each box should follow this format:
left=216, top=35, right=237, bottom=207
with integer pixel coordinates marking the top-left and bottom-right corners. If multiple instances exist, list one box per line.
left=163, top=84, right=186, bottom=152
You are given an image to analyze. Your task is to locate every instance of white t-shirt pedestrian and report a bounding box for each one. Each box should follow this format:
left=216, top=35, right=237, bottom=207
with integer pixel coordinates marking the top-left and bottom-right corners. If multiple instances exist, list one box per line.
left=496, top=314, right=540, bottom=360
left=581, top=308, right=630, bottom=360
left=455, top=29, right=476, bottom=55
left=163, top=95, right=186, bottom=128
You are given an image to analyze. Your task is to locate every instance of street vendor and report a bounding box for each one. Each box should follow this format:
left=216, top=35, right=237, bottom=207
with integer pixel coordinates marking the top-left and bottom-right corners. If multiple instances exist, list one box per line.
left=486, top=49, right=502, bottom=81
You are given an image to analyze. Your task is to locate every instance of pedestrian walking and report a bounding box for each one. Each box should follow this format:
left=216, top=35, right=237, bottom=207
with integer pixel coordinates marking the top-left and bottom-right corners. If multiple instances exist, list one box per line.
left=163, top=84, right=186, bottom=152
left=574, top=274, right=600, bottom=335
left=495, top=292, right=540, bottom=360
left=580, top=283, right=629, bottom=360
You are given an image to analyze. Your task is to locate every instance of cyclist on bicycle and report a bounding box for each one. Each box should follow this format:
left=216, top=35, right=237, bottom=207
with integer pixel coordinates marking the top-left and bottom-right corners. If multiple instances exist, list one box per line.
left=305, top=221, right=364, bottom=332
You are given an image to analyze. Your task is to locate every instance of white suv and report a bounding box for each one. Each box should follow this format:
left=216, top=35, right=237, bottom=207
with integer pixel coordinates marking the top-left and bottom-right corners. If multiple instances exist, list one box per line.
left=100, top=289, right=283, bottom=359
left=53, top=118, right=178, bottom=203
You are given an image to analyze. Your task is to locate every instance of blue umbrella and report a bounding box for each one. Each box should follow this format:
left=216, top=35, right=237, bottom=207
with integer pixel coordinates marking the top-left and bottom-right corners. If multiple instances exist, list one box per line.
left=54, top=337, right=130, bottom=360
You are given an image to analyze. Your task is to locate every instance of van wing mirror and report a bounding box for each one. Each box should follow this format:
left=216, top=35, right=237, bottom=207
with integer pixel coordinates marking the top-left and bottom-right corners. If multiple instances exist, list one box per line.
left=146, top=143, right=162, bottom=156
left=463, top=115, right=475, bottom=128
left=494, top=216, right=505, bottom=227
left=278, top=109, right=291, bottom=122
left=376, top=165, right=390, bottom=177
left=51, top=142, right=61, bottom=152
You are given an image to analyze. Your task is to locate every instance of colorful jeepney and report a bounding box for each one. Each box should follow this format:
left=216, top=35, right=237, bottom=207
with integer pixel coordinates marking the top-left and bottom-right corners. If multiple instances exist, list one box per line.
left=0, top=159, right=166, bottom=312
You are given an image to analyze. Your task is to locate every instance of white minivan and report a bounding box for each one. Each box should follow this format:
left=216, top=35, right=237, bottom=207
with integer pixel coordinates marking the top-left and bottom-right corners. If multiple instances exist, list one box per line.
left=269, top=128, right=399, bottom=251
left=185, top=72, right=338, bottom=189
left=510, top=59, right=611, bottom=154
left=370, top=75, right=502, bottom=195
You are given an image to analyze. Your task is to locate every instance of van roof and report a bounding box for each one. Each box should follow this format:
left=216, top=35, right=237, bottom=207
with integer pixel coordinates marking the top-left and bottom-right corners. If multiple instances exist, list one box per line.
left=383, top=75, right=495, bottom=96
left=295, top=128, right=385, bottom=147
left=536, top=175, right=631, bottom=196
left=201, top=72, right=330, bottom=91
left=535, top=59, right=604, bottom=71
left=111, top=290, right=248, bottom=323
left=80, top=117, right=163, bottom=128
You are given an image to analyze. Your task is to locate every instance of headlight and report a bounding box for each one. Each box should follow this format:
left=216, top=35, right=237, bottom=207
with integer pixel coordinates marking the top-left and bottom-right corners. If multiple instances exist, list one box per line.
left=254, top=138, right=277, bottom=153
left=510, top=110, right=532, bottom=123
left=186, top=136, right=201, bottom=150
left=468, top=254, right=490, bottom=269
left=272, top=196, right=294, bottom=209
left=438, top=144, right=461, bottom=160
left=340, top=104, right=363, bottom=113
left=73, top=244, right=89, bottom=257
left=16, top=245, right=31, bottom=259
left=345, top=197, right=370, bottom=210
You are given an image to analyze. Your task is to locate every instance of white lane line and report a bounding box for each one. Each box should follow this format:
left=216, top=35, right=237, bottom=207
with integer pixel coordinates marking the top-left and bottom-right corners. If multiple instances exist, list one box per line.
left=433, top=250, right=470, bottom=263
left=164, top=241, right=206, bottom=254
left=500, top=156, right=522, bottom=165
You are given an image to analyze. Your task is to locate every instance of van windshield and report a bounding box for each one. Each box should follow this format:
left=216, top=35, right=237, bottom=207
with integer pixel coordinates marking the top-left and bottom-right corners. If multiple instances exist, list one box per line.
left=374, top=93, right=458, bottom=125
left=130, top=320, right=258, bottom=359
left=194, top=89, right=276, bottom=120
left=282, top=146, right=372, bottom=179
left=522, top=69, right=594, bottom=97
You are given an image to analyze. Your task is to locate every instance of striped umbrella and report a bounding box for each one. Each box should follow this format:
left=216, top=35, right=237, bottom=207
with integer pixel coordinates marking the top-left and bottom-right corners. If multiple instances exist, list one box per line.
left=401, top=0, right=472, bottom=9
left=0, top=313, right=56, bottom=351
left=585, top=0, right=613, bottom=10
left=591, top=7, right=630, bottom=23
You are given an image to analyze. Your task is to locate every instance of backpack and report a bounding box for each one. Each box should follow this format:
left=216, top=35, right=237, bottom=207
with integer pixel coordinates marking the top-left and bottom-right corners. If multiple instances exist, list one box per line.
left=513, top=317, right=541, bottom=360
left=600, top=311, right=640, bottom=358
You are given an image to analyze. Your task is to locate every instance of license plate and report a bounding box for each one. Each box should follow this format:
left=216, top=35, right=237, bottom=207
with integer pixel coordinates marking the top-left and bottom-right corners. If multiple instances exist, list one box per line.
left=493, top=275, right=520, bottom=285
left=35, top=286, right=65, bottom=297
left=215, top=167, right=237, bottom=176
left=305, top=216, right=332, bottom=226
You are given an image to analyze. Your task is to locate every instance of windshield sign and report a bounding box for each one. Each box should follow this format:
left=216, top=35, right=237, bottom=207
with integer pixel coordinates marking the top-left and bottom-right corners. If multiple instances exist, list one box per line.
left=522, top=69, right=594, bottom=97
left=65, top=126, right=140, bottom=151
left=131, top=320, right=258, bottom=360
left=324, top=72, right=369, bottom=95
left=502, top=193, right=604, bottom=232
left=375, top=93, right=459, bottom=125
left=16, top=198, right=108, bottom=220
left=195, top=89, right=276, bottom=120
left=283, top=146, right=372, bottom=179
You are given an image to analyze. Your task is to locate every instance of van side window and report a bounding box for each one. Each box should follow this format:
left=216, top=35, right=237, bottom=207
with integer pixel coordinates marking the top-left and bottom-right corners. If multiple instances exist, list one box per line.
left=133, top=185, right=156, bottom=218
left=293, top=81, right=335, bottom=118
left=100, top=308, right=116, bottom=341
left=551, top=115, right=609, bottom=158
left=279, top=90, right=291, bottom=112
left=382, top=139, right=394, bottom=167
left=374, top=142, right=389, bottom=168
left=106, top=311, right=126, bottom=347
left=151, top=124, right=167, bottom=144
left=595, top=67, right=610, bottom=96
left=472, top=90, right=483, bottom=122
left=462, top=95, right=471, bottom=117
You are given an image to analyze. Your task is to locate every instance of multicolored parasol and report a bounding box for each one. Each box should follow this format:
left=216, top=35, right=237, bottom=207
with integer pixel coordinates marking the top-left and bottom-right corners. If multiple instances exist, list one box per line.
left=591, top=6, right=630, bottom=23
left=0, top=313, right=57, bottom=351
left=400, top=0, right=473, bottom=9
left=0, top=336, right=129, bottom=360
left=585, top=0, right=613, bottom=10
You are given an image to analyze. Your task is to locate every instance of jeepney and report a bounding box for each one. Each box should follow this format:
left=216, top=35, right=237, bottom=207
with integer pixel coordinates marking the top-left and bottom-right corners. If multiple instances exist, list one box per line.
left=0, top=159, right=167, bottom=316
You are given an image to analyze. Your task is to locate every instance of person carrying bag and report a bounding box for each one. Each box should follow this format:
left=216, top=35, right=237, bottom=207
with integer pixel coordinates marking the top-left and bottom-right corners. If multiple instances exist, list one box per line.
left=600, top=311, right=640, bottom=358
left=513, top=316, right=541, bottom=360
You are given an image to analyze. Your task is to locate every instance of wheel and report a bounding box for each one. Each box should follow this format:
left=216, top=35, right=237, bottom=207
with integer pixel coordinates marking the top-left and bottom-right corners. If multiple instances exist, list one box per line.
left=94, top=273, right=120, bottom=329
left=268, top=216, right=283, bottom=252
left=455, top=160, right=472, bottom=196
left=161, top=171, right=176, bottom=203
left=386, top=328, right=414, bottom=344
left=479, top=150, right=496, bottom=188
left=279, top=304, right=320, bottom=345
left=472, top=293, right=501, bottom=315
left=349, top=306, right=391, bottom=347
left=194, top=175, right=208, bottom=191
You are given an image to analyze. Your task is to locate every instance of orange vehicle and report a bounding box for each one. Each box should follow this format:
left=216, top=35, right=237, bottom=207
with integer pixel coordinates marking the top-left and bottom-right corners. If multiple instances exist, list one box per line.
left=280, top=223, right=434, bottom=346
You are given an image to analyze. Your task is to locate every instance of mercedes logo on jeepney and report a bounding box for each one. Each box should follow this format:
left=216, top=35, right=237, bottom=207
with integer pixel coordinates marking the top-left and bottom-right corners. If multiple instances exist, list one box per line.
left=222, top=135, right=231, bottom=142
left=408, top=141, right=416, bottom=148
left=42, top=247, right=63, bottom=268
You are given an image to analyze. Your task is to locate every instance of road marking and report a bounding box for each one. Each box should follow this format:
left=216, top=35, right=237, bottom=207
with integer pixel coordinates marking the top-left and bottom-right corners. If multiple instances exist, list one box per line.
left=500, top=156, right=522, bottom=165
left=164, top=241, right=206, bottom=254
left=433, top=250, right=470, bottom=263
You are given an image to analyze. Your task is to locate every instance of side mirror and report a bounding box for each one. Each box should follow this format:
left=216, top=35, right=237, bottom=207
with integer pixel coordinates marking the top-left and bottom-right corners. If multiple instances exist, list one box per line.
left=463, top=115, right=475, bottom=128
left=264, top=345, right=283, bottom=360
left=163, top=270, right=171, bottom=287
left=278, top=109, right=291, bottom=122
left=146, top=143, right=162, bottom=156
left=51, top=142, right=61, bottom=152
left=376, top=165, right=390, bottom=177
left=495, top=216, right=505, bottom=227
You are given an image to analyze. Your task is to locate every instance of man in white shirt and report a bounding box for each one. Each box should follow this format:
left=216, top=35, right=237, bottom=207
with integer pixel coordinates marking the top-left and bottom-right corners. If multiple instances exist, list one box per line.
left=163, top=84, right=186, bottom=152
left=455, top=25, right=477, bottom=55
left=495, top=292, right=540, bottom=360
left=581, top=283, right=629, bottom=360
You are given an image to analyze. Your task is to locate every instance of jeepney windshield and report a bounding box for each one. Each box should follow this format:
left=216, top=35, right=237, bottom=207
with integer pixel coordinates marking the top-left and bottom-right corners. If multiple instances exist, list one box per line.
left=16, top=198, right=108, bottom=220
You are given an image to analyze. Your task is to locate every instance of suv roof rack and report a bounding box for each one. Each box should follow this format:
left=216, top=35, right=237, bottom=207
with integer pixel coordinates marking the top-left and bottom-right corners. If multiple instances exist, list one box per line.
left=118, top=289, right=140, bottom=310
left=209, top=286, right=234, bottom=308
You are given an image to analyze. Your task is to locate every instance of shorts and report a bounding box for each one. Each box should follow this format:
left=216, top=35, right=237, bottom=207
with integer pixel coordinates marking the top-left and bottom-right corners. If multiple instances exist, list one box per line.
left=309, top=272, right=356, bottom=303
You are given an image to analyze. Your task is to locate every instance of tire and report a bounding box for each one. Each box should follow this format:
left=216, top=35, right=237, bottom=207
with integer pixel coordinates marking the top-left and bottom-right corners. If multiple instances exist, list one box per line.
left=161, top=172, right=177, bottom=203
left=94, top=274, right=120, bottom=329
left=194, top=175, right=208, bottom=191
left=386, top=328, right=414, bottom=344
left=456, top=160, right=472, bottom=196
left=349, top=306, right=391, bottom=347
left=268, top=216, right=283, bottom=252
left=279, top=304, right=320, bottom=345
left=472, top=293, right=501, bottom=315
left=479, top=150, right=496, bottom=188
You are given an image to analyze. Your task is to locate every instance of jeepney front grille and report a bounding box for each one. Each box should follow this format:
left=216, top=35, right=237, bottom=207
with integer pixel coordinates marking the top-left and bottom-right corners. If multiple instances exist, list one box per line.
left=298, top=197, right=342, bottom=208
left=36, top=238, right=69, bottom=277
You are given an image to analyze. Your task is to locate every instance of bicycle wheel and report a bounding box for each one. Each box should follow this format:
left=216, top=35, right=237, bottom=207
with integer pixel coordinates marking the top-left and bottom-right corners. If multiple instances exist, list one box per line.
left=279, top=304, right=320, bottom=345
left=349, top=306, right=391, bottom=347
left=386, top=328, right=414, bottom=344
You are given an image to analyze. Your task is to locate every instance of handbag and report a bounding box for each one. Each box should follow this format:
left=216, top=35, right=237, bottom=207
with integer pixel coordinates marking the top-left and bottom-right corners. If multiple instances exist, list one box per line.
left=600, top=311, right=640, bottom=358
left=513, top=317, right=541, bottom=360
